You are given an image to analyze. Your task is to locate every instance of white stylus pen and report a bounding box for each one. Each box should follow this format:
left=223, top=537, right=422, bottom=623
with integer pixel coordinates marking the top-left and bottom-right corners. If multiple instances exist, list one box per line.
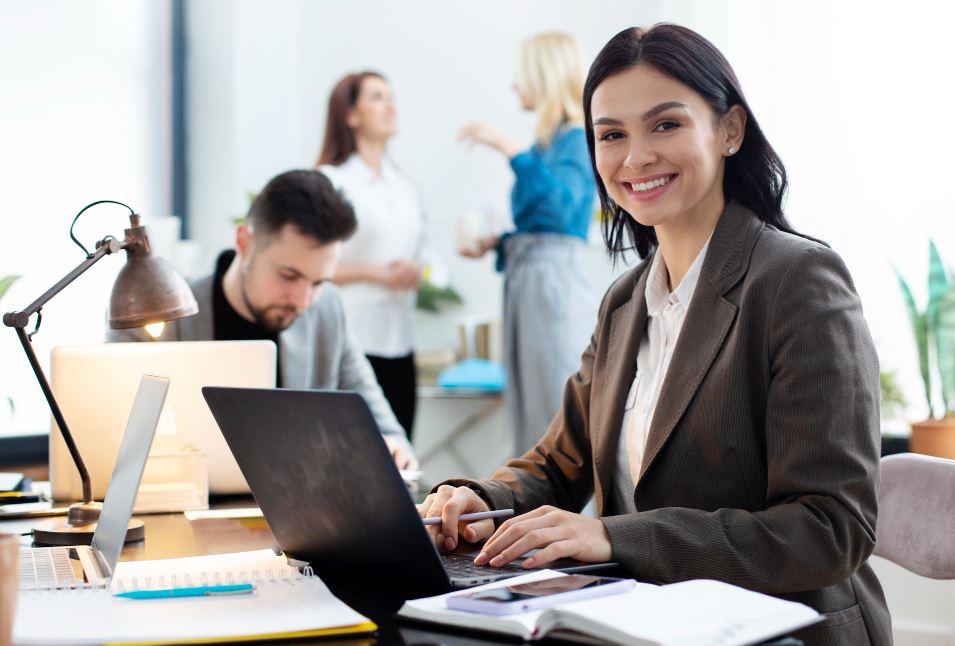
left=421, top=508, right=514, bottom=526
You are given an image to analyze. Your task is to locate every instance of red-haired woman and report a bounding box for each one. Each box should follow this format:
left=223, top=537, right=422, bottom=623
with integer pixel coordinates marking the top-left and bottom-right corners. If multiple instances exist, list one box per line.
left=318, top=71, right=424, bottom=441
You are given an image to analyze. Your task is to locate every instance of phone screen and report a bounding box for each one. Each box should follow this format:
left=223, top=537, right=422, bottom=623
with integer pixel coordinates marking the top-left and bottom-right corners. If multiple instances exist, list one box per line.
left=462, top=575, right=617, bottom=603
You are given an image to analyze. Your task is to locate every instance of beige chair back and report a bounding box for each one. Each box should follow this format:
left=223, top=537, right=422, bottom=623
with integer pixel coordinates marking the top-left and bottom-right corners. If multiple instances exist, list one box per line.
left=875, top=452, right=955, bottom=579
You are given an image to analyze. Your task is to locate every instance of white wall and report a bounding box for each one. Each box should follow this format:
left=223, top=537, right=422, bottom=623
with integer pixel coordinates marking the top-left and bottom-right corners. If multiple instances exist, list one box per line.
left=870, top=556, right=955, bottom=645
left=0, top=0, right=170, bottom=435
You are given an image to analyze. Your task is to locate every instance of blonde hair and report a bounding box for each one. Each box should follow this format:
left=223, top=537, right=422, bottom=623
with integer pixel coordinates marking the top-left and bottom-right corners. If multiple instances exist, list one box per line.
left=515, top=32, right=587, bottom=146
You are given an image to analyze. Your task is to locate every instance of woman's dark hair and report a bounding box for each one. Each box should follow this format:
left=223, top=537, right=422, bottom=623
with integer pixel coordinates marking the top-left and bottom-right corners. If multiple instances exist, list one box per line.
left=583, top=24, right=797, bottom=260
left=316, top=71, right=386, bottom=166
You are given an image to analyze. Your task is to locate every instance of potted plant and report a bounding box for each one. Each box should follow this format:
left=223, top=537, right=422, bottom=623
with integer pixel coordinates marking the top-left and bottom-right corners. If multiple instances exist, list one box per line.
left=896, top=241, right=955, bottom=458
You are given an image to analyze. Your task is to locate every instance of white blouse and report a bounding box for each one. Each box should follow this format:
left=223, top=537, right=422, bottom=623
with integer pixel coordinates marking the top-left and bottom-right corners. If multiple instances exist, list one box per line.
left=613, top=236, right=712, bottom=513
left=320, top=155, right=425, bottom=357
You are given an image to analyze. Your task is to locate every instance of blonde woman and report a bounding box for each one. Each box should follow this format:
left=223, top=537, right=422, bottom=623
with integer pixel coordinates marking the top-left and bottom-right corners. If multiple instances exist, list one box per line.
left=459, top=32, right=597, bottom=456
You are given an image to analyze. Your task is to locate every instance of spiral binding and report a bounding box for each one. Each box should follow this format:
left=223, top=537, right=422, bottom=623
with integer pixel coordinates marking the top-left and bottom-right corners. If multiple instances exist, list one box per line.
left=21, top=546, right=315, bottom=593
left=111, top=566, right=306, bottom=593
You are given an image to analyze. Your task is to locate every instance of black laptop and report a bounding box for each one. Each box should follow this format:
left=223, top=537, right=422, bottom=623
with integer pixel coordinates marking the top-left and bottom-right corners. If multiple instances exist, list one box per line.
left=202, top=387, right=612, bottom=601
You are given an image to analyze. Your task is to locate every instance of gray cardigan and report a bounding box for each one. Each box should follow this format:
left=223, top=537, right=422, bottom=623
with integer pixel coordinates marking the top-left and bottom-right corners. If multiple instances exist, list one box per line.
left=107, top=272, right=410, bottom=450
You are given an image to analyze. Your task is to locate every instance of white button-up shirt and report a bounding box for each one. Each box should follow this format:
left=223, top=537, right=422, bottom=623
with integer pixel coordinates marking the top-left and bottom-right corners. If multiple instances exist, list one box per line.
left=320, top=155, right=425, bottom=357
left=613, top=237, right=711, bottom=513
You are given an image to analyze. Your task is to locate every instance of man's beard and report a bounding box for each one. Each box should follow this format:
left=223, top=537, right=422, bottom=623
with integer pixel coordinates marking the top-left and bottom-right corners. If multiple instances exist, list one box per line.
left=239, top=263, right=298, bottom=333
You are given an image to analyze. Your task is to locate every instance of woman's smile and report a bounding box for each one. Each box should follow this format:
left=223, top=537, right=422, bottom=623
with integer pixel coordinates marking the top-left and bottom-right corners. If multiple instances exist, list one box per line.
left=621, top=172, right=678, bottom=202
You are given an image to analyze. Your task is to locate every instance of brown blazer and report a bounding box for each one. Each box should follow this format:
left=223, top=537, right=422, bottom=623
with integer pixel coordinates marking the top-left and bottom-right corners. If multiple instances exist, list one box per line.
left=453, top=202, right=892, bottom=645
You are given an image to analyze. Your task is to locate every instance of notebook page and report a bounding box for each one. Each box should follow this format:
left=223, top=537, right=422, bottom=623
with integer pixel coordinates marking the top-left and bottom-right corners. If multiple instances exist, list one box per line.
left=556, top=579, right=820, bottom=646
left=14, top=550, right=372, bottom=646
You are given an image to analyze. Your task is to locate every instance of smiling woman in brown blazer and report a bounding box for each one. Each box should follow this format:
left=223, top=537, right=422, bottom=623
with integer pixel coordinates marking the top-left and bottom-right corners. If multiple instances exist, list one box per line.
left=420, top=24, right=891, bottom=645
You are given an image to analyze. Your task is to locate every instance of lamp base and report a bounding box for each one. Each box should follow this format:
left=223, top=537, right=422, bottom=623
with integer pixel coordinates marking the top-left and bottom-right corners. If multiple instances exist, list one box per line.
left=31, top=502, right=145, bottom=547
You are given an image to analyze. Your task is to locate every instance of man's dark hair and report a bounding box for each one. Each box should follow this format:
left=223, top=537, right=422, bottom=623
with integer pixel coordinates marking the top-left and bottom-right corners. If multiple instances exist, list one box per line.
left=247, top=169, right=357, bottom=244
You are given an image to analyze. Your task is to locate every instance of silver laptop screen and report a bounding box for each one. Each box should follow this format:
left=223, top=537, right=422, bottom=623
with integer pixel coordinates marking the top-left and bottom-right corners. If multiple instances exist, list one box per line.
left=90, top=374, right=169, bottom=575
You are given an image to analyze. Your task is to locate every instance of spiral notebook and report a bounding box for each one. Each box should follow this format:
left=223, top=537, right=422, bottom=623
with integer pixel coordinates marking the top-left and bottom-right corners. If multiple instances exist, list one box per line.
left=13, top=549, right=376, bottom=645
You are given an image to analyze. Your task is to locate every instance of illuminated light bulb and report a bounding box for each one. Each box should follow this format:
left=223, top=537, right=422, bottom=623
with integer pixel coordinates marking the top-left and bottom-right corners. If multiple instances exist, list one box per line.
left=145, top=322, right=165, bottom=338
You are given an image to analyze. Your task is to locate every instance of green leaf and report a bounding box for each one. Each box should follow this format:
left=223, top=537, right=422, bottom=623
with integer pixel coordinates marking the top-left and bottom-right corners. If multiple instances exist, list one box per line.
left=0, top=274, right=19, bottom=302
left=879, top=370, right=907, bottom=418
left=895, top=267, right=934, bottom=418
left=416, top=280, right=463, bottom=313
left=937, top=285, right=955, bottom=415
left=927, top=240, right=949, bottom=325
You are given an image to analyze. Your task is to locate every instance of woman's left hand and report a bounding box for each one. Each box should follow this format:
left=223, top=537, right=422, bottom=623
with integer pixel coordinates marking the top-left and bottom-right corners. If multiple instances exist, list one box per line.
left=458, top=235, right=500, bottom=259
left=473, top=505, right=613, bottom=569
left=458, top=122, right=521, bottom=158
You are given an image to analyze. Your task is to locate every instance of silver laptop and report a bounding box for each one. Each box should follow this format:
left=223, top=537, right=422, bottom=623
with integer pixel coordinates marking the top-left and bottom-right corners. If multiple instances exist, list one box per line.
left=20, top=375, right=169, bottom=590
left=50, top=341, right=275, bottom=498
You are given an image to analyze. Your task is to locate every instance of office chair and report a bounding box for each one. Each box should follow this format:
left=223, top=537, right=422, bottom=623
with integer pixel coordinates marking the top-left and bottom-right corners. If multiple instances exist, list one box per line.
left=874, top=452, right=955, bottom=579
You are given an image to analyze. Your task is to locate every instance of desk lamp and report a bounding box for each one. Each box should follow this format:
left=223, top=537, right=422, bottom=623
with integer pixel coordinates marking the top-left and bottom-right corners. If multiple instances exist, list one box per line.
left=2, top=200, right=198, bottom=546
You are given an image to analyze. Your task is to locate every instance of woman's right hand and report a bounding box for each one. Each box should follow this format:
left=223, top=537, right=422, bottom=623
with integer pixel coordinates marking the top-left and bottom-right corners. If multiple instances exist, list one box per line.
left=458, top=122, right=521, bottom=158
left=458, top=235, right=499, bottom=259
left=417, top=485, right=494, bottom=551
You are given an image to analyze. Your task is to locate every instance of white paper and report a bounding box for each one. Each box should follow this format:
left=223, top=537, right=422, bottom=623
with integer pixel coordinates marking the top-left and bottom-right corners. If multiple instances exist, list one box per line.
left=13, top=549, right=370, bottom=646
left=183, top=507, right=264, bottom=521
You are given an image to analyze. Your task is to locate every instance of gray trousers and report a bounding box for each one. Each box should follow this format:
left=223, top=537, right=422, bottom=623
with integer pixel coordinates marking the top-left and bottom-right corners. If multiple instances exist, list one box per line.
left=503, top=233, right=597, bottom=457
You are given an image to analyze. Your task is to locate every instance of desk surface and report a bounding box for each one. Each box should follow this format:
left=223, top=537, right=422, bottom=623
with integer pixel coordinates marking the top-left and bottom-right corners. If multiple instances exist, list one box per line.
left=4, top=503, right=803, bottom=646
left=2, top=501, right=537, bottom=646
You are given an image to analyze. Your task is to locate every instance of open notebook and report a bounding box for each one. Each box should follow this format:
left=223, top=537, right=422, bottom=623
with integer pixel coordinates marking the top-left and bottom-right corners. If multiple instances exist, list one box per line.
left=399, top=570, right=821, bottom=646
left=13, top=549, right=375, bottom=646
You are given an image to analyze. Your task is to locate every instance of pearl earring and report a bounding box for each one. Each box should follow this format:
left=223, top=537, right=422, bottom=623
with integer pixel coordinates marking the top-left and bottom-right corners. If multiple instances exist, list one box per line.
left=727, top=147, right=737, bottom=155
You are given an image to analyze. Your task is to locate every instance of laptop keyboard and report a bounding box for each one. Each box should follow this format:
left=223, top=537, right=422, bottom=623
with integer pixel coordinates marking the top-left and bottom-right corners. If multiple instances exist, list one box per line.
left=19, top=547, right=85, bottom=591
left=440, top=552, right=528, bottom=579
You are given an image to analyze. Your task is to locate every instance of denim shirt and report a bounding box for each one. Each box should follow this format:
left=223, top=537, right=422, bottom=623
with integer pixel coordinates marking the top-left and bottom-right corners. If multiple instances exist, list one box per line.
left=496, top=125, right=596, bottom=271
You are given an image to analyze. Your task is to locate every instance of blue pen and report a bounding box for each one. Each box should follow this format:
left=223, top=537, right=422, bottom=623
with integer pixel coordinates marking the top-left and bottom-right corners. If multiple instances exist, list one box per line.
left=115, top=583, right=254, bottom=599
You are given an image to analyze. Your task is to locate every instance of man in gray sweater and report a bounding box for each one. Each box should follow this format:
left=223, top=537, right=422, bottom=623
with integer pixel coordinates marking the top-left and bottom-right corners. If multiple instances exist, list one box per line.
left=109, top=169, right=416, bottom=468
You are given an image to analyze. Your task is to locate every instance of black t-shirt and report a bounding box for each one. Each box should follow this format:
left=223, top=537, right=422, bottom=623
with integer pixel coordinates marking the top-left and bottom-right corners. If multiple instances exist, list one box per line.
left=212, top=250, right=281, bottom=384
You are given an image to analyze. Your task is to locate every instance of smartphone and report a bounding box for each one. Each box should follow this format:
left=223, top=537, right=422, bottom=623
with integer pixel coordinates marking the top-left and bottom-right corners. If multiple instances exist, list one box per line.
left=445, top=574, right=636, bottom=615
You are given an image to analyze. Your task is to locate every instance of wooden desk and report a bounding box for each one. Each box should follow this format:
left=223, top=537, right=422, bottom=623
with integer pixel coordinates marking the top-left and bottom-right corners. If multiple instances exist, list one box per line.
left=117, top=510, right=275, bottom=563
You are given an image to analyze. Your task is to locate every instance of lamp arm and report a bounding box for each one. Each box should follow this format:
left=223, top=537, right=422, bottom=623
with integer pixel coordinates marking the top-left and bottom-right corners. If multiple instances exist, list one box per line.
left=2, top=238, right=127, bottom=328
left=2, top=236, right=130, bottom=506
left=12, top=327, right=94, bottom=503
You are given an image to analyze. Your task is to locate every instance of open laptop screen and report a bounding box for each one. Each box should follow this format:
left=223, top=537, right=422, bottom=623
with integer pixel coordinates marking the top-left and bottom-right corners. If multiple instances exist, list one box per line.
left=91, top=375, right=169, bottom=575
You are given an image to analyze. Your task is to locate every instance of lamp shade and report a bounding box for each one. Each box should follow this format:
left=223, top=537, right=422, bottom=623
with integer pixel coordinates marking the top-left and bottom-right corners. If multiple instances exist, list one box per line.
left=108, top=217, right=198, bottom=329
